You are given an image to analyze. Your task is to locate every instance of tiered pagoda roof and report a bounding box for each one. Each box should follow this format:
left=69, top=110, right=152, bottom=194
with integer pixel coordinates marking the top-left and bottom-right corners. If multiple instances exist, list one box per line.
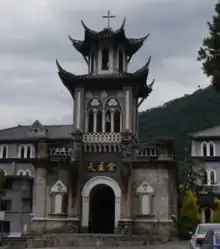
left=68, top=19, right=149, bottom=58
left=56, top=59, right=154, bottom=98
left=56, top=19, right=154, bottom=98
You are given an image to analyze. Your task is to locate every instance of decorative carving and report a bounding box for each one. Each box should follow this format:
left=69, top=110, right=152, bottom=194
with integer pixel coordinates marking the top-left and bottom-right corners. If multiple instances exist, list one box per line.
left=51, top=180, right=67, bottom=193
left=107, top=98, right=118, bottom=106
left=101, top=91, right=108, bottom=98
left=137, top=180, right=154, bottom=194
left=90, top=98, right=100, bottom=107
left=122, top=143, right=133, bottom=158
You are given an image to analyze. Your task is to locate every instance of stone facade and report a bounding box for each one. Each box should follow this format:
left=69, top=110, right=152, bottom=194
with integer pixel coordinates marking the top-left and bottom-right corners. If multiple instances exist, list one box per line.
left=29, top=15, right=178, bottom=242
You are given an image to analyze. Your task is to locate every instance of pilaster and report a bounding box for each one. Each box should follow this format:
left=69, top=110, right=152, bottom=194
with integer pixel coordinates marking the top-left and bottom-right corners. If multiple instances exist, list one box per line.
left=33, top=168, right=47, bottom=218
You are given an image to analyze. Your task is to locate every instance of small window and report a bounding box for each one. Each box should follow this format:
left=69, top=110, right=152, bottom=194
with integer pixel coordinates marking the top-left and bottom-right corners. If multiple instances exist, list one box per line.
left=2, top=146, right=7, bottom=159
left=18, top=170, right=24, bottom=176
left=202, top=143, right=207, bottom=157
left=209, top=143, right=215, bottom=157
left=118, top=50, right=123, bottom=72
left=114, top=110, right=121, bottom=132
left=20, top=146, right=25, bottom=158
left=88, top=110, right=94, bottom=133
left=210, top=170, right=216, bottom=184
left=204, top=171, right=208, bottom=184
left=26, top=146, right=31, bottom=159
left=102, top=48, right=109, bottom=70
left=97, top=110, right=102, bottom=132
left=0, top=221, right=10, bottom=233
left=25, top=170, right=31, bottom=177
left=0, top=200, right=12, bottom=211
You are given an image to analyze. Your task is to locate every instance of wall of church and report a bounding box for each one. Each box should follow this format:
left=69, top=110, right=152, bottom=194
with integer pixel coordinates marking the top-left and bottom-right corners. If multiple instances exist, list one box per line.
left=131, top=167, right=170, bottom=220
left=32, top=168, right=69, bottom=218
left=31, top=167, right=70, bottom=233
left=129, top=165, right=176, bottom=240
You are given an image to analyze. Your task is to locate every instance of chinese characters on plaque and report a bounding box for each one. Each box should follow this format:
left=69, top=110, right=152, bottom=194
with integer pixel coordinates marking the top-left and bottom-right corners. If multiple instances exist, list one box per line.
left=87, top=161, right=116, bottom=172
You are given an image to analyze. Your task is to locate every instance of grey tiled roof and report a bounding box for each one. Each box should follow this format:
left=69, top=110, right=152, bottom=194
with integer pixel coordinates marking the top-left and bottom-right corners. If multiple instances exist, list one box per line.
left=0, top=123, right=73, bottom=141
left=190, top=125, right=220, bottom=138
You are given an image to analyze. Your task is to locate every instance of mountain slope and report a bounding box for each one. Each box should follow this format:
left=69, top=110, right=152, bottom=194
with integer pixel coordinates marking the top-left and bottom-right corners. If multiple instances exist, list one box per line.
left=138, top=86, right=220, bottom=159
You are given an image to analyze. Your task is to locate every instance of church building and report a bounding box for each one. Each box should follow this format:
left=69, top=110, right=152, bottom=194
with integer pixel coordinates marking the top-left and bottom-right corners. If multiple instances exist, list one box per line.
left=29, top=14, right=178, bottom=239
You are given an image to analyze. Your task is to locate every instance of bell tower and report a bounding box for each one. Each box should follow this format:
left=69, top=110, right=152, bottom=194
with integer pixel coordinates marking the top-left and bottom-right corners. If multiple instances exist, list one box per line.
left=56, top=12, right=154, bottom=141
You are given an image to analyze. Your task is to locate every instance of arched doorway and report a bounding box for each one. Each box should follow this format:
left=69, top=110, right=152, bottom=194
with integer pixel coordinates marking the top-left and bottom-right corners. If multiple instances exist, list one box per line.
left=81, top=176, right=121, bottom=232
left=89, top=184, right=115, bottom=233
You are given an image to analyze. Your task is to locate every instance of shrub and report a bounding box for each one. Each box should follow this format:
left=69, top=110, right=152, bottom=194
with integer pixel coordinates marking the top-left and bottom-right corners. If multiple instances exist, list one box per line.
left=179, top=190, right=200, bottom=239
left=212, top=199, right=220, bottom=223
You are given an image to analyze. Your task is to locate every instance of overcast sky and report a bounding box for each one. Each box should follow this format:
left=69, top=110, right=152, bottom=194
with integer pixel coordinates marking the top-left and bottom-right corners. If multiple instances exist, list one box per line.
left=0, top=0, right=217, bottom=128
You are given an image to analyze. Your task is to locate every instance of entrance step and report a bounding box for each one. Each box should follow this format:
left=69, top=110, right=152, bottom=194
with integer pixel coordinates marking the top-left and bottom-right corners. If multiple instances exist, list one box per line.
left=24, top=234, right=153, bottom=248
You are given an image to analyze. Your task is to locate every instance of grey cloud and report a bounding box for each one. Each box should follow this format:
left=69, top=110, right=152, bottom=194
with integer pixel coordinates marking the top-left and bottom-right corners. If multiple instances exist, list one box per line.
left=0, top=0, right=217, bottom=128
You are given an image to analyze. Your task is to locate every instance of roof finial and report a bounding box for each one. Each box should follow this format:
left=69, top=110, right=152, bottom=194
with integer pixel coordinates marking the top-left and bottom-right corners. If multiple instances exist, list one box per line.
left=102, top=10, right=116, bottom=29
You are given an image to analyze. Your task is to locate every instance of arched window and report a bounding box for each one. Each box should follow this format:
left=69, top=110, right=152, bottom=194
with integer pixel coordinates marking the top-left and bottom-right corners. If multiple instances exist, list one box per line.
left=210, top=170, right=216, bottom=185
left=17, top=170, right=24, bottom=176
left=91, top=52, right=95, bottom=73
left=102, top=48, right=109, bottom=70
left=105, top=110, right=111, bottom=133
left=118, top=50, right=123, bottom=72
left=20, top=145, right=25, bottom=158
left=97, top=110, right=102, bottom=132
left=88, top=110, right=94, bottom=133
left=114, top=110, right=121, bottom=132
left=2, top=145, right=8, bottom=159
left=209, top=142, right=215, bottom=157
left=25, top=170, right=31, bottom=177
left=26, top=145, right=31, bottom=159
left=202, top=142, right=207, bottom=157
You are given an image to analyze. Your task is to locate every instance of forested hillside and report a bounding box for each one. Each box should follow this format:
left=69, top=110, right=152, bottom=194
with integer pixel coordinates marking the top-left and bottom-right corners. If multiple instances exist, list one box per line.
left=138, top=86, right=220, bottom=159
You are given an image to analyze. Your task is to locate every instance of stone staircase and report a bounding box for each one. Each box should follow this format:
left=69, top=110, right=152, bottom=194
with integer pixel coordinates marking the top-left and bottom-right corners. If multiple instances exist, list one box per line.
left=2, top=233, right=162, bottom=248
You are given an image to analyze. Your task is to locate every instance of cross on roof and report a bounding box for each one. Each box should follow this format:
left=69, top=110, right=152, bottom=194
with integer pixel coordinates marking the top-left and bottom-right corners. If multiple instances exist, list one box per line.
left=102, top=10, right=116, bottom=29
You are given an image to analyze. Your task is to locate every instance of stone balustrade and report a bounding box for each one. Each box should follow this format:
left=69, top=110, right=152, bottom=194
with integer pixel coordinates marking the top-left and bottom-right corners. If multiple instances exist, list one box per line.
left=135, top=145, right=173, bottom=160
left=83, top=133, right=121, bottom=143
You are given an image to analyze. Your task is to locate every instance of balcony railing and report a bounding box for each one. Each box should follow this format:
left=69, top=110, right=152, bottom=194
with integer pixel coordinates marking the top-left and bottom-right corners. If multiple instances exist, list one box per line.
left=135, top=145, right=173, bottom=160
left=49, top=147, right=72, bottom=157
left=83, top=133, right=121, bottom=143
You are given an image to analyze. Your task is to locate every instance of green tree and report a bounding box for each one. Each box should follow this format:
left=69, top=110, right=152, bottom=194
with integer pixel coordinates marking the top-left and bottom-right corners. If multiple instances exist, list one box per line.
left=198, top=0, right=220, bottom=93
left=179, top=190, right=200, bottom=239
left=178, top=159, right=207, bottom=193
left=212, top=199, right=220, bottom=223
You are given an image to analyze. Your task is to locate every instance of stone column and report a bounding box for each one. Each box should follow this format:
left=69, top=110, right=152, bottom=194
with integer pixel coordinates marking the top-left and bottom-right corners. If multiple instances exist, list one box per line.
left=33, top=168, right=47, bottom=217
left=110, top=111, right=114, bottom=132
left=93, top=109, right=97, bottom=133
